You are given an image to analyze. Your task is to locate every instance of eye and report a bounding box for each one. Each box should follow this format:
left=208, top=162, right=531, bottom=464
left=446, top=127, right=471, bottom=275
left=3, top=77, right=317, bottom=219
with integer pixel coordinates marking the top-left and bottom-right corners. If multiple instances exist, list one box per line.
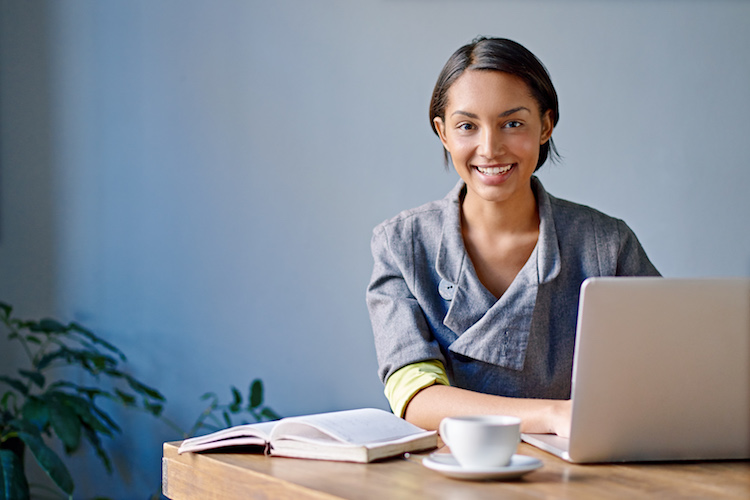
left=457, top=122, right=475, bottom=131
left=504, top=120, right=522, bottom=129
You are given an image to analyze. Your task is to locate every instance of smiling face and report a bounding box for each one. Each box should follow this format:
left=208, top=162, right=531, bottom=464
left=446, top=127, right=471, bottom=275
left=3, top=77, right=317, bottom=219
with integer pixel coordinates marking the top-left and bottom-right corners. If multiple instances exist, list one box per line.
left=433, top=69, right=553, bottom=207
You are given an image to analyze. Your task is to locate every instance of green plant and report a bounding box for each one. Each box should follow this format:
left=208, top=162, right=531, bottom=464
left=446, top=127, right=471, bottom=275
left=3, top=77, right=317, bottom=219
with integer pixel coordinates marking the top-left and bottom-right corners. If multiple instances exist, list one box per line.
left=146, top=379, right=281, bottom=500
left=0, top=302, right=282, bottom=499
left=186, top=380, right=281, bottom=437
left=0, top=302, right=166, bottom=500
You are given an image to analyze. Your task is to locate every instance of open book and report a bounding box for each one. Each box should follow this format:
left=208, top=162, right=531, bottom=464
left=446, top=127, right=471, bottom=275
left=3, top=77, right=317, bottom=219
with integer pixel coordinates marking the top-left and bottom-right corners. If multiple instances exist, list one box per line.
left=177, top=408, right=437, bottom=463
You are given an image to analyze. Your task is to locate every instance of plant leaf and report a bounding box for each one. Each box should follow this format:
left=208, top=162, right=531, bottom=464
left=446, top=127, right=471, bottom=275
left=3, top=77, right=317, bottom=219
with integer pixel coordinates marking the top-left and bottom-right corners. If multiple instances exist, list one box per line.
left=69, top=322, right=126, bottom=361
left=29, top=318, right=68, bottom=333
left=24, top=335, right=41, bottom=345
left=46, top=381, right=105, bottom=400
left=0, top=376, right=28, bottom=396
left=73, top=348, right=118, bottom=372
left=123, top=374, right=165, bottom=402
left=114, top=389, right=136, bottom=406
left=51, top=393, right=115, bottom=437
left=18, top=370, right=45, bottom=389
left=88, top=405, right=121, bottom=434
left=90, top=353, right=118, bottom=372
left=37, top=347, right=118, bottom=374
left=222, top=411, right=232, bottom=428
left=80, top=424, right=113, bottom=474
left=228, top=387, right=241, bottom=413
left=0, top=302, right=12, bottom=318
left=48, top=398, right=82, bottom=453
left=34, top=347, right=70, bottom=371
left=1, top=391, right=18, bottom=412
left=21, top=397, right=50, bottom=430
left=143, top=400, right=164, bottom=417
left=0, top=448, right=30, bottom=500
left=16, top=430, right=74, bottom=495
left=249, top=379, right=263, bottom=409
left=8, top=418, right=39, bottom=434
left=13, top=320, right=34, bottom=330
left=260, top=407, right=282, bottom=421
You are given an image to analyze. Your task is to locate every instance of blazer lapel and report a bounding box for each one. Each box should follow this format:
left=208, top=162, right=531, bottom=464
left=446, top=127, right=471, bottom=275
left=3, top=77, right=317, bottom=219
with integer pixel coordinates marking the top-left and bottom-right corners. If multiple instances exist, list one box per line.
left=434, top=183, right=497, bottom=338
left=448, top=249, right=539, bottom=371
left=434, top=177, right=561, bottom=371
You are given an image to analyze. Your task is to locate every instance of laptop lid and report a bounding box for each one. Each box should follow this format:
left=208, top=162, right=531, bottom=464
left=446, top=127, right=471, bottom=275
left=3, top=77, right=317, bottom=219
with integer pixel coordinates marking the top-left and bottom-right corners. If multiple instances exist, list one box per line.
left=525, top=277, right=750, bottom=463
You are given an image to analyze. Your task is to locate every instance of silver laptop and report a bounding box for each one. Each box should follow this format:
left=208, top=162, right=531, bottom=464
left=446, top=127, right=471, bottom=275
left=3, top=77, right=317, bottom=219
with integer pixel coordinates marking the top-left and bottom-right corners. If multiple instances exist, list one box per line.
left=522, top=277, right=750, bottom=463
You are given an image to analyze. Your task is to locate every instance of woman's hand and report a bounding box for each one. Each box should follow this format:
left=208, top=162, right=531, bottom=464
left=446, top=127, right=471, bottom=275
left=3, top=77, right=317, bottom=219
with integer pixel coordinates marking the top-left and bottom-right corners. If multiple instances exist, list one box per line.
left=405, top=384, right=573, bottom=436
left=548, top=399, right=572, bottom=437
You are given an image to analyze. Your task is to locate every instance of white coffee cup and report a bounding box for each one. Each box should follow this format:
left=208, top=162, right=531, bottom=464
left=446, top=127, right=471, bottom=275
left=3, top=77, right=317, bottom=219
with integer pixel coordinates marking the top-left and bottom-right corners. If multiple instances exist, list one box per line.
left=438, top=415, right=521, bottom=469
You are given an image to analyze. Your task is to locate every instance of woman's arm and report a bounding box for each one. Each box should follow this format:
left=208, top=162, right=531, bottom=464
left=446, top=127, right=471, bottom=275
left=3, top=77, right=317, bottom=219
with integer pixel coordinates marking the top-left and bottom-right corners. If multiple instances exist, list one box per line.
left=404, top=384, right=571, bottom=437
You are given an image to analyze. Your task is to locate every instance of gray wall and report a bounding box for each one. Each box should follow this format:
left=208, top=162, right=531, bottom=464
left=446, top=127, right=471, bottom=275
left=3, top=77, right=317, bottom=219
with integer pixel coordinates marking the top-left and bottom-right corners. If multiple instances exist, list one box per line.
left=1, top=0, right=748, bottom=497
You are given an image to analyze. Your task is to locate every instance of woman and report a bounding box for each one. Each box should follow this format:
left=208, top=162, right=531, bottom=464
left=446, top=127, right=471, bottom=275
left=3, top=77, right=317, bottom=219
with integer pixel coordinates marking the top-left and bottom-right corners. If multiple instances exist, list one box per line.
left=366, top=37, right=659, bottom=436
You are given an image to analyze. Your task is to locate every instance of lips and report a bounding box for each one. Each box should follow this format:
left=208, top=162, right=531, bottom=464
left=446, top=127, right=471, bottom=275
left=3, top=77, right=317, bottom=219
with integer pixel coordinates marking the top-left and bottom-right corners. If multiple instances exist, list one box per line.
left=475, top=164, right=514, bottom=176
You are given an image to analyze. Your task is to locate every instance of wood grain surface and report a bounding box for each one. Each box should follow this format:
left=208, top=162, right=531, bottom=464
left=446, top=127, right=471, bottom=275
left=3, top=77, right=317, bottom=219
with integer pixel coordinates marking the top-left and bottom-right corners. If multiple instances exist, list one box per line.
left=163, top=441, right=750, bottom=500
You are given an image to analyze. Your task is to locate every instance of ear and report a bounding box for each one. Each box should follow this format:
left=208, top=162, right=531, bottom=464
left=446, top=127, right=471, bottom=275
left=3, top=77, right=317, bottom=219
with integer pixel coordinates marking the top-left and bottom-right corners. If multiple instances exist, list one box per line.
left=433, top=116, right=450, bottom=152
left=539, top=109, right=554, bottom=145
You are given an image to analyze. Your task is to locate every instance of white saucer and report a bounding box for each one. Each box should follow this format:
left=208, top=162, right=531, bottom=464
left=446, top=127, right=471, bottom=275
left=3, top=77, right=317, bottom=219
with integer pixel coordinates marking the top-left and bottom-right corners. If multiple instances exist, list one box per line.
left=422, top=453, right=543, bottom=481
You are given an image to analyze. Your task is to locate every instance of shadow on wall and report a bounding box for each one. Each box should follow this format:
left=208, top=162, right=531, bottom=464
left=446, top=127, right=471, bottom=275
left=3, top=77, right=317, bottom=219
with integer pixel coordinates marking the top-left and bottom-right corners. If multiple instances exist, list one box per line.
left=0, top=2, right=57, bottom=316
left=0, top=0, right=61, bottom=494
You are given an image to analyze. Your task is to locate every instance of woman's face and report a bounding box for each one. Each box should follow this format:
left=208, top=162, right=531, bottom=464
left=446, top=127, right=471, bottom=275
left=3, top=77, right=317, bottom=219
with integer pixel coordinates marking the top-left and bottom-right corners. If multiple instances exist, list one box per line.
left=433, top=70, right=553, bottom=207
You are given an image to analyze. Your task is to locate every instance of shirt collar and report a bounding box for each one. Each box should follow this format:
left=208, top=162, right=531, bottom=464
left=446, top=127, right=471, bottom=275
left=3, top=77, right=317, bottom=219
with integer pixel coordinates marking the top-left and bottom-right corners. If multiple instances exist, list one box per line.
left=532, top=176, right=562, bottom=284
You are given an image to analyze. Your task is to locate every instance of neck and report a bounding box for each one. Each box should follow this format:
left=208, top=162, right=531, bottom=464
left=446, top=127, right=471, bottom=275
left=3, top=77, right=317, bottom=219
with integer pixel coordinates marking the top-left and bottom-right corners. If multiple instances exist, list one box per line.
left=461, top=183, right=539, bottom=235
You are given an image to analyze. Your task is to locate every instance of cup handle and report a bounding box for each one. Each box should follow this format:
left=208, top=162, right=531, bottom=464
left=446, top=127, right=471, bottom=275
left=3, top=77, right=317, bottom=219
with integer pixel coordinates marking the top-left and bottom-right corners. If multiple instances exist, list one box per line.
left=438, top=418, right=450, bottom=447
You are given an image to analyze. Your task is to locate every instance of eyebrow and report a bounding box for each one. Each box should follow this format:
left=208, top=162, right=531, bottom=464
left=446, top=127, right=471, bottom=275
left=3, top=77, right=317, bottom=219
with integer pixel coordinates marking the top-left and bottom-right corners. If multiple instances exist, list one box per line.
left=451, top=106, right=531, bottom=119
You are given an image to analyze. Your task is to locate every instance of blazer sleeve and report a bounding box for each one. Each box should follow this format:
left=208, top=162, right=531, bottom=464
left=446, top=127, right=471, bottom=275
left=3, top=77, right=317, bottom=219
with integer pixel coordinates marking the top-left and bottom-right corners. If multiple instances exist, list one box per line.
left=615, top=219, right=661, bottom=277
left=366, top=223, right=446, bottom=385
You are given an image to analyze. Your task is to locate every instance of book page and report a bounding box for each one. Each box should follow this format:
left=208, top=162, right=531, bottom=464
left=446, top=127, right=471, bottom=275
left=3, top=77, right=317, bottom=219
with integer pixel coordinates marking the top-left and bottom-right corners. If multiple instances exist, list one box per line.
left=178, top=420, right=277, bottom=453
left=270, top=408, right=429, bottom=446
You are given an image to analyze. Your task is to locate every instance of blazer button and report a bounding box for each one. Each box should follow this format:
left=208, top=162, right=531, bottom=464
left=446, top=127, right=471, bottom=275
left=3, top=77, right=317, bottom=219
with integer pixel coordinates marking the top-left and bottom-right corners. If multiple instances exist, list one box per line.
left=438, top=279, right=456, bottom=300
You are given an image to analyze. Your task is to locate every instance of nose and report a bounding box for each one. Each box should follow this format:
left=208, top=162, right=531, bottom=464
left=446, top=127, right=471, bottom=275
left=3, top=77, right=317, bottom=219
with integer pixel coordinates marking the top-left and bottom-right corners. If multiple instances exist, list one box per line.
left=478, top=127, right=503, bottom=159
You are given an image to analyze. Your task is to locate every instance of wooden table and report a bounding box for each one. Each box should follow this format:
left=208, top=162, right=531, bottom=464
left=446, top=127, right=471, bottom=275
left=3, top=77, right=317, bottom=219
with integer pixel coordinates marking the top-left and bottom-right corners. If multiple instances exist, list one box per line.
left=162, top=441, right=750, bottom=499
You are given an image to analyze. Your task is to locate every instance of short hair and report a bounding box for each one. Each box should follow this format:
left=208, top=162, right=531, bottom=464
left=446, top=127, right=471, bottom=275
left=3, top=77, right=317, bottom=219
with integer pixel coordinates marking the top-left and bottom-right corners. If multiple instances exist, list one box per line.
left=429, top=37, right=560, bottom=171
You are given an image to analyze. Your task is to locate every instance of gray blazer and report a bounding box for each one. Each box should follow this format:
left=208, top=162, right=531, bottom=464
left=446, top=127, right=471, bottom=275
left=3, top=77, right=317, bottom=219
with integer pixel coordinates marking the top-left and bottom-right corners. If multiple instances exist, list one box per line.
left=366, top=177, right=659, bottom=400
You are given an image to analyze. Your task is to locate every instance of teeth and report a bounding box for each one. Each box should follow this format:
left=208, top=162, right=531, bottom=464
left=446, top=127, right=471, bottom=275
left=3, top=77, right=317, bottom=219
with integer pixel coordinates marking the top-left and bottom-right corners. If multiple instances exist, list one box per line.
left=476, top=164, right=513, bottom=175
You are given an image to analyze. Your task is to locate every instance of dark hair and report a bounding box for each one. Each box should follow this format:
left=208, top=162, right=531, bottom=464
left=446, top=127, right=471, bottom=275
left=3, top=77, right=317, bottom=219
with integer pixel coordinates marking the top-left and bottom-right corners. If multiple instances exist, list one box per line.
left=429, top=37, right=560, bottom=171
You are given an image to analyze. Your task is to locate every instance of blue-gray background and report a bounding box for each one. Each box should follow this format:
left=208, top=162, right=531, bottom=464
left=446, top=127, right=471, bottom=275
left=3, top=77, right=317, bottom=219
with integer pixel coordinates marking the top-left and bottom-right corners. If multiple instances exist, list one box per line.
left=1, top=0, right=748, bottom=497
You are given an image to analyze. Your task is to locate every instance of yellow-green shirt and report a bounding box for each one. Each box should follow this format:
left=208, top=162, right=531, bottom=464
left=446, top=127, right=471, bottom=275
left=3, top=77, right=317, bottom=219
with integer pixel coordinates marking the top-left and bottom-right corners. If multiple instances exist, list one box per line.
left=384, top=360, right=449, bottom=417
